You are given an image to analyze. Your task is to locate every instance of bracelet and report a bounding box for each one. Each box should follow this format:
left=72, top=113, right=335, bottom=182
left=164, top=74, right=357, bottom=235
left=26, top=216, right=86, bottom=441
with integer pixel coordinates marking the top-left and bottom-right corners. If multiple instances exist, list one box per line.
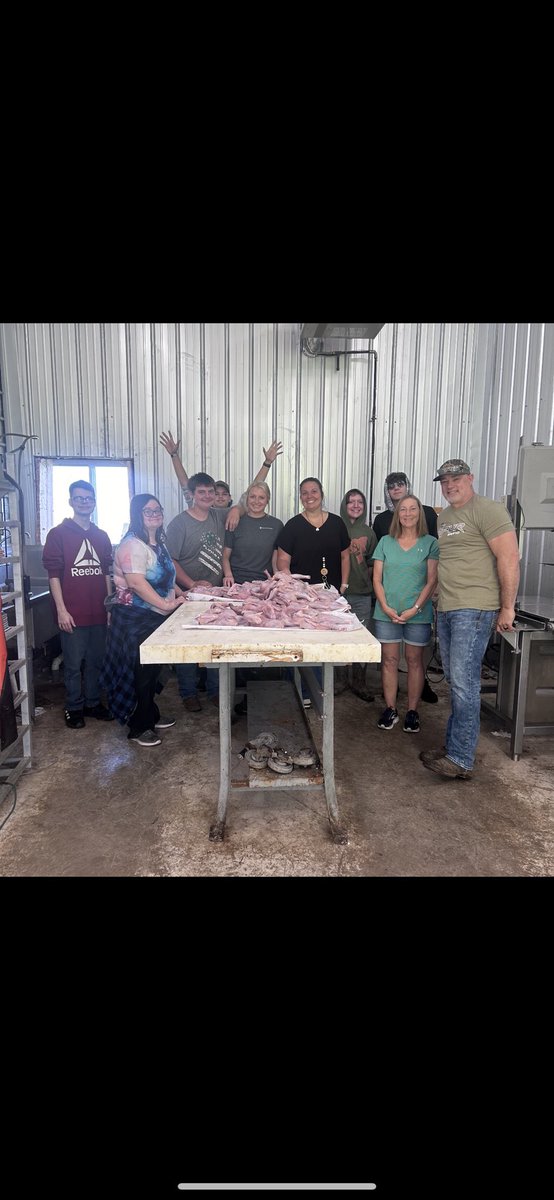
left=170, top=451, right=178, bottom=458
left=415, top=604, right=421, bottom=613
left=263, top=460, right=272, bottom=468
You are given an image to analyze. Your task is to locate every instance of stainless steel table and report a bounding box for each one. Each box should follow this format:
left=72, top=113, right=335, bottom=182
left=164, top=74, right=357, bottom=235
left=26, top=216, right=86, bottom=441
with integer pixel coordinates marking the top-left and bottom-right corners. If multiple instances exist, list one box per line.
left=481, top=594, right=554, bottom=760
left=141, top=602, right=381, bottom=843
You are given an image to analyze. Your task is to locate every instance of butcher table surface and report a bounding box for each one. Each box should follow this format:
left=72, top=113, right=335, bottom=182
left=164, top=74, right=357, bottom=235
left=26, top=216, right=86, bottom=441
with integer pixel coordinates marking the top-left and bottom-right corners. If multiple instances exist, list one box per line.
left=140, top=602, right=382, bottom=664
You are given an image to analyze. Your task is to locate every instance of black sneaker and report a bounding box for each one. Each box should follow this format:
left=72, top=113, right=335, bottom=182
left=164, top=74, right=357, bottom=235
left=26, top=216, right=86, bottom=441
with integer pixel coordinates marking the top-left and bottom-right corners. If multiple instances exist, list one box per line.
left=64, top=709, right=85, bottom=729
left=421, top=678, right=438, bottom=704
left=84, top=703, right=115, bottom=721
left=403, top=709, right=420, bottom=733
left=234, top=696, right=248, bottom=716
left=128, top=729, right=162, bottom=747
left=378, top=706, right=399, bottom=730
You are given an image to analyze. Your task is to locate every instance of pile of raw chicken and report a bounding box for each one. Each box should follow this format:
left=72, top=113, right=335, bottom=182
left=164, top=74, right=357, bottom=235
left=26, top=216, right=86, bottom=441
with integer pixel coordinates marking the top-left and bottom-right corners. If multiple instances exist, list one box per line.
left=185, top=571, right=362, bottom=632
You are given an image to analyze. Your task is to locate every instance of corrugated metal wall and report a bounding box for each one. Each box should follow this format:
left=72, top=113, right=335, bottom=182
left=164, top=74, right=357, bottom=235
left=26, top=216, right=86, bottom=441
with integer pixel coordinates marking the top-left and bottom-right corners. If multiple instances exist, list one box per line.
left=1, top=322, right=553, bottom=591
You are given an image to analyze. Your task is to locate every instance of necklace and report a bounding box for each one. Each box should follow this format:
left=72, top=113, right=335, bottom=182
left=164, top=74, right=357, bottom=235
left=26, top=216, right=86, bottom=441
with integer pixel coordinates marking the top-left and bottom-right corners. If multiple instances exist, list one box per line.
left=303, top=511, right=324, bottom=531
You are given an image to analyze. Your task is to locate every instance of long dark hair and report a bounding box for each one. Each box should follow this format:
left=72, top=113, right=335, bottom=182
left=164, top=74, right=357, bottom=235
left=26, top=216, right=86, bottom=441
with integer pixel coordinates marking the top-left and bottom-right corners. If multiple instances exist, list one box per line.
left=128, top=494, right=166, bottom=546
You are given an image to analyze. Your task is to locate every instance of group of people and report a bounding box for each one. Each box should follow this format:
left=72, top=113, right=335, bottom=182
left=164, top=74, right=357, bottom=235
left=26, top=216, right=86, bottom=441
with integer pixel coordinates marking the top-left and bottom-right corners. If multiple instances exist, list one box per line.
left=42, top=443, right=519, bottom=779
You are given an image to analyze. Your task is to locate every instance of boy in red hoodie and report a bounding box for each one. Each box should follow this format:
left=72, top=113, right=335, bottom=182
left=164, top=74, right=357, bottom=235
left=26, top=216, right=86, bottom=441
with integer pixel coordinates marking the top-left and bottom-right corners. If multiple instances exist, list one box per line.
left=42, top=480, right=114, bottom=728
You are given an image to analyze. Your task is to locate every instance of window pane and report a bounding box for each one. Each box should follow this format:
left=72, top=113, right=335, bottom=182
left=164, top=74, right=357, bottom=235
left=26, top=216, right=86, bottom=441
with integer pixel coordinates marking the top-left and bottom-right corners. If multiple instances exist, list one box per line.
left=94, top=466, right=131, bottom=544
left=53, top=466, right=91, bottom=528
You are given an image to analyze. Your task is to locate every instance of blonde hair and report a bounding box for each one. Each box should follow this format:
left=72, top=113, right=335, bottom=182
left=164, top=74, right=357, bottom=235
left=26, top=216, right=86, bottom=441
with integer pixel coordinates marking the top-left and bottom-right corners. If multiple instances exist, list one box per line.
left=390, top=495, right=428, bottom=540
left=246, top=480, right=270, bottom=506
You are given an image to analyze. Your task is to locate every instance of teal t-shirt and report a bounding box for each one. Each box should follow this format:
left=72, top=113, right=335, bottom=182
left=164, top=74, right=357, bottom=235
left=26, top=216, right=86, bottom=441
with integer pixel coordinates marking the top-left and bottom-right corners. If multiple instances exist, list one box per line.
left=372, top=534, right=439, bottom=622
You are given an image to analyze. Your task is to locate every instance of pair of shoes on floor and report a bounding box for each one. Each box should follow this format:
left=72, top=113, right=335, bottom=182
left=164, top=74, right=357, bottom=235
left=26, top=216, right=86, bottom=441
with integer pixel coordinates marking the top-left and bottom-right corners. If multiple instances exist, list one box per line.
left=84, top=703, right=114, bottom=721
left=420, top=751, right=473, bottom=779
left=154, top=715, right=176, bottom=729
left=183, top=695, right=202, bottom=712
left=64, top=708, right=85, bottom=729
left=128, top=728, right=162, bottom=747
left=421, top=678, right=438, bottom=704
left=378, top=707, right=420, bottom=731
left=403, top=709, right=420, bottom=733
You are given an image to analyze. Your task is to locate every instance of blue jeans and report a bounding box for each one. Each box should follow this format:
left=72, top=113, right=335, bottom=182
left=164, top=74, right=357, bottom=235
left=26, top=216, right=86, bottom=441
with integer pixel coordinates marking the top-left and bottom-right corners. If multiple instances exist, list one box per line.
left=176, top=663, right=219, bottom=700
left=437, top=609, right=498, bottom=771
left=60, top=624, right=107, bottom=712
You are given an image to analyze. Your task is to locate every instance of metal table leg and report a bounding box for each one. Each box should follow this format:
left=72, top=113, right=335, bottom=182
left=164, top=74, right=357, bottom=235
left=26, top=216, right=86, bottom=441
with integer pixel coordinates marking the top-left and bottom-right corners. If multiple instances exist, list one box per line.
left=209, top=663, right=230, bottom=841
left=322, top=662, right=348, bottom=845
left=511, top=629, right=531, bottom=761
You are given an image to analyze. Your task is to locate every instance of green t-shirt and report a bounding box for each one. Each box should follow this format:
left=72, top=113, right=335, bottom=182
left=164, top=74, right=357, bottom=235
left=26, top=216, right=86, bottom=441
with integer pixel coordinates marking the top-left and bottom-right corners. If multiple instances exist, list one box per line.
left=436, top=494, right=515, bottom=612
left=371, top=534, right=439, bottom=622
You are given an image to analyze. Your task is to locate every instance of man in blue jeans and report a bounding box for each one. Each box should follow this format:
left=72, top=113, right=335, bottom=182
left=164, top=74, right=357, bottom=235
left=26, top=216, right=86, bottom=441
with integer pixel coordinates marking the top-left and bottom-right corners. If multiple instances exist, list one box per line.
left=420, top=460, right=519, bottom=779
left=43, top=480, right=114, bottom=728
left=165, top=473, right=246, bottom=713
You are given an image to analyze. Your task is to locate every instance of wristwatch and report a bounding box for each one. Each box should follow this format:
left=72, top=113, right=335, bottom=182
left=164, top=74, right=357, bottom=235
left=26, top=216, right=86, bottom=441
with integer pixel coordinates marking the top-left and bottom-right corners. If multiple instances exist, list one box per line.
left=263, top=460, right=272, bottom=468
left=415, top=604, right=421, bottom=613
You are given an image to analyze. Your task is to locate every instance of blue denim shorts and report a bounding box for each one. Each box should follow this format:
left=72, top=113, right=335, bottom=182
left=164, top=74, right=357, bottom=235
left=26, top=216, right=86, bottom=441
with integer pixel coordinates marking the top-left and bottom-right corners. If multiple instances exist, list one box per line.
left=374, top=618, right=432, bottom=646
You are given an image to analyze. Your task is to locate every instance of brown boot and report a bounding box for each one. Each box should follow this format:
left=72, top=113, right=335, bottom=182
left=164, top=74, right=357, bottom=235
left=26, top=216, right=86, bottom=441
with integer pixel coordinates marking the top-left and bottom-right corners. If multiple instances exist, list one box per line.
left=420, top=753, right=473, bottom=780
left=350, top=663, right=375, bottom=702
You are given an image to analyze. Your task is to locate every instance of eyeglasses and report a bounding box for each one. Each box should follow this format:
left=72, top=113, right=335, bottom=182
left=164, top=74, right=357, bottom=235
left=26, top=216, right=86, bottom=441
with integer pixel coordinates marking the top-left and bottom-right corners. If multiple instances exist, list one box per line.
left=72, top=495, right=95, bottom=503
left=142, top=507, right=164, bottom=517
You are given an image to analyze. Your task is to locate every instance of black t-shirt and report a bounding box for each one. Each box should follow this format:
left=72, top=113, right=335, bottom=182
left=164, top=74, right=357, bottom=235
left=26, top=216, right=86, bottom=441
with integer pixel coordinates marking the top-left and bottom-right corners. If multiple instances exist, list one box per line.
left=277, top=512, right=350, bottom=589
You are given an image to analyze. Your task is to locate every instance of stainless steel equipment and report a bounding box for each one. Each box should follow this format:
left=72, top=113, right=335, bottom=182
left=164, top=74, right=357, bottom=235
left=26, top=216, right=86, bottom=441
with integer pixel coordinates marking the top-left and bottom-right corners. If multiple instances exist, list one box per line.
left=481, top=595, right=554, bottom=760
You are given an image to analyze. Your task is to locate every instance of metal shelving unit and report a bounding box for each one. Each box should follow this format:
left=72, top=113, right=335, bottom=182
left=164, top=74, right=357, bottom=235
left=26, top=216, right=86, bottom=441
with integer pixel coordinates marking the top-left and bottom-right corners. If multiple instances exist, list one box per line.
left=1, top=480, right=32, bottom=801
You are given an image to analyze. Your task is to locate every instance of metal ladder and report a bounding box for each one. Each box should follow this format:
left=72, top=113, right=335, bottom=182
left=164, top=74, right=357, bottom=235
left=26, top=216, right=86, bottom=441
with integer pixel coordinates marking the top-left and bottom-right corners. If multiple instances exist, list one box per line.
left=1, top=481, right=32, bottom=802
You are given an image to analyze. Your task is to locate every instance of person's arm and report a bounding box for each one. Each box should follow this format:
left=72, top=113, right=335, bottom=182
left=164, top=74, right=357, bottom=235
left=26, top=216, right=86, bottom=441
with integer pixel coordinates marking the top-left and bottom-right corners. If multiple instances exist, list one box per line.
left=397, top=558, right=438, bottom=623
left=372, top=559, right=402, bottom=622
left=488, top=529, right=520, bottom=631
left=225, top=501, right=246, bottom=532
left=123, top=571, right=184, bottom=614
left=160, top=431, right=189, bottom=492
left=49, top=576, right=75, bottom=633
left=276, top=548, right=292, bottom=574
left=366, top=530, right=378, bottom=590
left=253, top=439, right=283, bottom=484
left=339, top=548, right=350, bottom=594
left=271, top=548, right=279, bottom=574
left=170, top=558, right=203, bottom=591
left=222, top=546, right=234, bottom=588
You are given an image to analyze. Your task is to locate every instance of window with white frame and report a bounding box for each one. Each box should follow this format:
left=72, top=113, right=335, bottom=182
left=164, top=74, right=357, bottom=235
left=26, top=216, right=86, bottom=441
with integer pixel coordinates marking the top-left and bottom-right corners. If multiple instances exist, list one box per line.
left=36, top=457, right=134, bottom=546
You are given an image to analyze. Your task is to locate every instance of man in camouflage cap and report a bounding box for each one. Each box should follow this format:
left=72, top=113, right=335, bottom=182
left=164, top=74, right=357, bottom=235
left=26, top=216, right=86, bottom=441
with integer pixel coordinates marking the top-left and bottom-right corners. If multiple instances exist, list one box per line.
left=432, top=459, right=471, bottom=481
left=420, top=458, right=520, bottom=780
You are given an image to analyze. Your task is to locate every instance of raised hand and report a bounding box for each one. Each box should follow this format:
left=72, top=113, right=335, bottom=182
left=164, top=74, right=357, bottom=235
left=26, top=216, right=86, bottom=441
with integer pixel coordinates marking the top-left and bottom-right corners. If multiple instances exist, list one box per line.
left=262, top=440, right=283, bottom=464
left=160, top=430, right=180, bottom=457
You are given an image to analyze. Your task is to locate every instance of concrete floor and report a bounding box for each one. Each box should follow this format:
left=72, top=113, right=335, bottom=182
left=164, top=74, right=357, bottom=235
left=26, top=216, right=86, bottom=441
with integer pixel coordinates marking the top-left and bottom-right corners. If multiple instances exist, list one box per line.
left=1, top=661, right=552, bottom=876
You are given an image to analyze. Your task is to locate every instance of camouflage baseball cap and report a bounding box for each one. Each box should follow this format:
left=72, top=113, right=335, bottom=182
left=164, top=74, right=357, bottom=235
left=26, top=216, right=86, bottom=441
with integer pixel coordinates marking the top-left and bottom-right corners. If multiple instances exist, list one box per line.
left=433, top=459, right=471, bottom=482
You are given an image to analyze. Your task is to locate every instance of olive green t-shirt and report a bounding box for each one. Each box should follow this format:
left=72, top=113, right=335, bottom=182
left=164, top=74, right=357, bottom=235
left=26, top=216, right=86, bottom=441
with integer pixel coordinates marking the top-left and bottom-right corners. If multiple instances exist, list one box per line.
left=437, top=494, right=515, bottom=612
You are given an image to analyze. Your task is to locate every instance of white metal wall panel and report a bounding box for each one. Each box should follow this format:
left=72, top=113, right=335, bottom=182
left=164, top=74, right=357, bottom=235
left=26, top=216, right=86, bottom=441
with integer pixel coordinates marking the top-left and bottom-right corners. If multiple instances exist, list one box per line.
left=1, top=322, right=552, bottom=593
